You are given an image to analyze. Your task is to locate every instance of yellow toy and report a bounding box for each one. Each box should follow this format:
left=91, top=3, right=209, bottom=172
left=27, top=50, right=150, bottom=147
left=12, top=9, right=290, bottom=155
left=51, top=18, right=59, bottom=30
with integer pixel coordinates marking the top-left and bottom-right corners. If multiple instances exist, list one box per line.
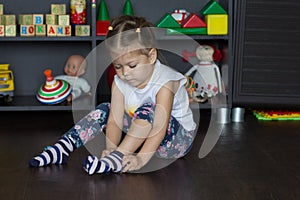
left=0, top=64, right=14, bottom=103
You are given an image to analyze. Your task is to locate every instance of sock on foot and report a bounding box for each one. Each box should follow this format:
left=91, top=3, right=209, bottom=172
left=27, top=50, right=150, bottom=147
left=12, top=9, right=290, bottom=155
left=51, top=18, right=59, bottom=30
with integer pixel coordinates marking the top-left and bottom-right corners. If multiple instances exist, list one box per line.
left=83, top=151, right=124, bottom=175
left=29, top=136, right=75, bottom=167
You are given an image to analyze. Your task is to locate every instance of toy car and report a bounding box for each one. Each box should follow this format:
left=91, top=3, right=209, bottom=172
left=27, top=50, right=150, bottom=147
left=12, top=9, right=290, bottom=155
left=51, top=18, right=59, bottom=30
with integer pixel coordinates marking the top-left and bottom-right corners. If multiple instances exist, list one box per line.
left=0, top=64, right=14, bottom=103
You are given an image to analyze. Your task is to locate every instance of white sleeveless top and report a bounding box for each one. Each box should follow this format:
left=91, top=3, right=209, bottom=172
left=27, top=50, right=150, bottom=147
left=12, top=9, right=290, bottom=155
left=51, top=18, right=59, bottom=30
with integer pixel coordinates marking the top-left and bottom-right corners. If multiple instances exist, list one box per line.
left=114, top=60, right=196, bottom=131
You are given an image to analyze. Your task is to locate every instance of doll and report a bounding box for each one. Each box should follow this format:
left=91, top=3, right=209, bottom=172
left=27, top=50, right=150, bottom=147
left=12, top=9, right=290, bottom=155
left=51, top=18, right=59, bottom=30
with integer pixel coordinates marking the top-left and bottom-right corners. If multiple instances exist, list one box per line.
left=70, top=0, right=87, bottom=25
left=55, top=54, right=90, bottom=102
left=184, top=44, right=223, bottom=103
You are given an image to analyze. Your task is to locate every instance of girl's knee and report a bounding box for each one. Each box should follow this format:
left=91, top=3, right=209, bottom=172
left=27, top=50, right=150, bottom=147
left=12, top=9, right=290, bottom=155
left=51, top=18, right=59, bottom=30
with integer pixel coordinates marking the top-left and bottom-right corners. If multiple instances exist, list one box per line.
left=95, top=102, right=110, bottom=113
left=132, top=102, right=155, bottom=124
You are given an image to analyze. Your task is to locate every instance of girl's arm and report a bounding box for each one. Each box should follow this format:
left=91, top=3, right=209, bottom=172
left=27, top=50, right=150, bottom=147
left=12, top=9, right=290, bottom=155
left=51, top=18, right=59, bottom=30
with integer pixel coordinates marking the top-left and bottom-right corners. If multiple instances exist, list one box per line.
left=122, top=80, right=179, bottom=171
left=105, top=81, right=125, bottom=151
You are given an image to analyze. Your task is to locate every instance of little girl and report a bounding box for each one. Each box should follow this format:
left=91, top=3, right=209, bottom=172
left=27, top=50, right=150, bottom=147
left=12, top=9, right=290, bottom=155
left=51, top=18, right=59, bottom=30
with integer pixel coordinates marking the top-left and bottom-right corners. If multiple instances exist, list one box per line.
left=29, top=15, right=196, bottom=174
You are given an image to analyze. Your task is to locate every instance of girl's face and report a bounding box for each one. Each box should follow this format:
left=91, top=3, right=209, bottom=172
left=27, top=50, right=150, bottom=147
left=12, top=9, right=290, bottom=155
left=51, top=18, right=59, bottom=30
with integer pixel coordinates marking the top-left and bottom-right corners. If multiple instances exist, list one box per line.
left=113, top=49, right=157, bottom=89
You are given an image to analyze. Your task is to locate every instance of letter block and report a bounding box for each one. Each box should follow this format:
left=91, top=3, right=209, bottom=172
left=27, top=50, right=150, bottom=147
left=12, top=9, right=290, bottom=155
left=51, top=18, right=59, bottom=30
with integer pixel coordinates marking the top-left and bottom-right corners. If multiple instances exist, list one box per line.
left=33, top=14, right=44, bottom=25
left=19, top=15, right=33, bottom=25
left=47, top=25, right=57, bottom=36
left=0, top=4, right=3, bottom=15
left=51, top=4, right=66, bottom=15
left=35, top=24, right=46, bottom=36
left=46, top=14, right=57, bottom=25
left=0, top=25, right=4, bottom=36
left=58, top=15, right=70, bottom=26
left=20, top=25, right=35, bottom=36
left=4, top=15, right=16, bottom=25
left=75, top=25, right=90, bottom=36
left=5, top=25, right=16, bottom=36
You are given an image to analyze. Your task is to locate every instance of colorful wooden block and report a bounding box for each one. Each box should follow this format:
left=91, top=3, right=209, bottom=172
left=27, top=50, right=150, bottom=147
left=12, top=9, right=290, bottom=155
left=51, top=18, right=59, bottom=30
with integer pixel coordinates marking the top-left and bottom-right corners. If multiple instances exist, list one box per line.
left=51, top=4, right=66, bottom=15
left=33, top=14, right=44, bottom=25
left=20, top=25, right=35, bottom=36
left=182, top=13, right=206, bottom=28
left=47, top=25, right=57, bottom=36
left=0, top=4, right=3, bottom=15
left=166, top=27, right=207, bottom=35
left=18, top=15, right=33, bottom=25
left=206, top=14, right=228, bottom=35
left=58, top=15, right=70, bottom=26
left=5, top=25, right=16, bottom=36
left=35, top=24, right=46, bottom=36
left=46, top=14, right=57, bottom=25
left=4, top=15, right=16, bottom=25
left=0, top=25, right=4, bottom=36
left=56, top=25, right=70, bottom=36
left=201, top=0, right=227, bottom=15
left=96, top=20, right=110, bottom=36
left=0, top=15, right=4, bottom=25
left=75, top=25, right=90, bottom=36
left=156, top=14, right=181, bottom=28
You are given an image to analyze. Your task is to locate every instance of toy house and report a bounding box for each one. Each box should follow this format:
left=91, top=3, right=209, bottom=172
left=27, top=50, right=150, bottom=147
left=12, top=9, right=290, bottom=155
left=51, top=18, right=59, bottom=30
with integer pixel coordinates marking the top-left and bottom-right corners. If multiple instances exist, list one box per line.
left=200, top=0, right=228, bottom=35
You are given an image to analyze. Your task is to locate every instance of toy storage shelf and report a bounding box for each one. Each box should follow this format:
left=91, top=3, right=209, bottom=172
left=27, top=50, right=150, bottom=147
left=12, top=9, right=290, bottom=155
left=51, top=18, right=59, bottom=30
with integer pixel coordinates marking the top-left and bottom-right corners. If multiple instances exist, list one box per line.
left=0, top=0, right=233, bottom=111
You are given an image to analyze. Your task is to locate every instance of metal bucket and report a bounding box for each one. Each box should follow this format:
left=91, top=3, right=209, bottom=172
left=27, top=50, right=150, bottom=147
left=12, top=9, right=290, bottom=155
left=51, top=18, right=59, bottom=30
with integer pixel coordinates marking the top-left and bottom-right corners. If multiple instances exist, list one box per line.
left=231, top=107, right=245, bottom=122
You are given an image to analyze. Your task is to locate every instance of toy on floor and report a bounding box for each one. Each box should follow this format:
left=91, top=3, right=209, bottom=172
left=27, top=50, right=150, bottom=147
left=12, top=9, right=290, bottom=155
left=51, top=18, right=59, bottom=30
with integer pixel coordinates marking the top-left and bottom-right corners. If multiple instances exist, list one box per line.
left=184, top=44, right=223, bottom=103
left=36, top=69, right=72, bottom=105
left=55, top=54, right=91, bottom=102
left=253, top=110, right=300, bottom=120
left=0, top=64, right=14, bottom=103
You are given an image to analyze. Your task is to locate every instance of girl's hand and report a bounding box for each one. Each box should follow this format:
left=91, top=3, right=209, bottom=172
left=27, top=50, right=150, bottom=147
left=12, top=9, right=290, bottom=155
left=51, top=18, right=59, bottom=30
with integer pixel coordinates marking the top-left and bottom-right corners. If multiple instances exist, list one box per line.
left=122, top=155, right=143, bottom=172
left=101, top=148, right=115, bottom=158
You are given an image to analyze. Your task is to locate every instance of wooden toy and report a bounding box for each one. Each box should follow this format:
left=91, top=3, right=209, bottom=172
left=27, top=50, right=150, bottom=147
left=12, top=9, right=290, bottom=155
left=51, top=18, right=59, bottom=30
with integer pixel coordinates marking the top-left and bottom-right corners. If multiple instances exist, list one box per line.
left=182, top=13, right=206, bottom=28
left=156, top=14, right=181, bottom=28
left=35, top=24, right=46, bottom=36
left=4, top=15, right=16, bottom=25
left=51, top=4, right=66, bottom=15
left=64, top=25, right=72, bottom=36
left=96, top=0, right=110, bottom=36
left=201, top=0, right=228, bottom=35
left=33, top=14, right=44, bottom=25
left=75, top=25, right=90, bottom=36
left=36, top=69, right=72, bottom=105
left=20, top=25, right=35, bottom=36
left=123, top=0, right=134, bottom=16
left=19, top=15, right=33, bottom=25
left=0, top=64, right=14, bottom=103
left=56, top=25, right=72, bottom=36
left=58, top=15, right=70, bottom=26
left=0, top=15, right=3, bottom=25
left=47, top=25, right=57, bottom=36
left=184, top=44, right=223, bottom=103
left=171, top=9, right=190, bottom=25
left=166, top=27, right=207, bottom=35
left=0, top=25, right=4, bottom=36
left=46, top=14, right=57, bottom=25
left=0, top=4, right=3, bottom=15
left=5, top=25, right=16, bottom=36
left=70, top=0, right=86, bottom=25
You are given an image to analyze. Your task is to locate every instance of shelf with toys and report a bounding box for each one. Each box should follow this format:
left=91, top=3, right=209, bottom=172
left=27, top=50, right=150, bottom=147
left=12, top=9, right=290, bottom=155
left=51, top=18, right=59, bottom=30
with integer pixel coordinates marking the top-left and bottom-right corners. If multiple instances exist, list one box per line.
left=0, top=0, right=233, bottom=111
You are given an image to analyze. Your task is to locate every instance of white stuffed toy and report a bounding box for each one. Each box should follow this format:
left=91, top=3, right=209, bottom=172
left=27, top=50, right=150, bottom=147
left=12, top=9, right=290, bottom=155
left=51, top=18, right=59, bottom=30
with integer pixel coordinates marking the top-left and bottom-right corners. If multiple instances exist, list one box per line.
left=184, top=45, right=223, bottom=103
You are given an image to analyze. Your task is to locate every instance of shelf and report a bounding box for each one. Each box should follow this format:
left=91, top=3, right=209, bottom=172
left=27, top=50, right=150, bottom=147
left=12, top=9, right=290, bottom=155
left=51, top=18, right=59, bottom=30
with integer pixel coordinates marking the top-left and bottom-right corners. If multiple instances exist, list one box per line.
left=0, top=95, right=94, bottom=111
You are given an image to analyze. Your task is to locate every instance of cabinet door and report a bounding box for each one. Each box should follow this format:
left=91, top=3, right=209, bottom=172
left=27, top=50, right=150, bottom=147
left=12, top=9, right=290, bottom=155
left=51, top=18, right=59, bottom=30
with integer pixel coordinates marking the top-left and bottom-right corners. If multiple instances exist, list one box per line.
left=233, top=0, right=300, bottom=108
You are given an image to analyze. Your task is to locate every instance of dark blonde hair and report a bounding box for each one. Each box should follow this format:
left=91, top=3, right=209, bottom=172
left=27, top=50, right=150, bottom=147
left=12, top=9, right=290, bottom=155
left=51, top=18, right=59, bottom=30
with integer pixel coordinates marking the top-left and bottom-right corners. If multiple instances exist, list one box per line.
left=105, top=15, right=167, bottom=64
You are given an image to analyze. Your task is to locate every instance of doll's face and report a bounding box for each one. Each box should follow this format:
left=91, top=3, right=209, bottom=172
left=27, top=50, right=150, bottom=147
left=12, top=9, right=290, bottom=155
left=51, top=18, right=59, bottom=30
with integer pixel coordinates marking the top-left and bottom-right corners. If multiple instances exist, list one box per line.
left=64, top=55, right=86, bottom=76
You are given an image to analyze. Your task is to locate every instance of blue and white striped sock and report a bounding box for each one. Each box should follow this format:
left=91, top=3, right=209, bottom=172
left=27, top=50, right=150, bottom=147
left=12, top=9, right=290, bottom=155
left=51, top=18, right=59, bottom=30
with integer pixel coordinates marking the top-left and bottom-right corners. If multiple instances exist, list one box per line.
left=29, top=136, right=75, bottom=167
left=83, top=151, right=124, bottom=175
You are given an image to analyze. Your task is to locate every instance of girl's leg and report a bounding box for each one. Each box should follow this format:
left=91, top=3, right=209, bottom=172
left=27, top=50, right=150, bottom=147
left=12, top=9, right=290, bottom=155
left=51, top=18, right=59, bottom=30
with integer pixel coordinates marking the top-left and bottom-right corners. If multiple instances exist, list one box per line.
left=83, top=103, right=154, bottom=175
left=156, top=116, right=195, bottom=159
left=29, top=103, right=110, bottom=167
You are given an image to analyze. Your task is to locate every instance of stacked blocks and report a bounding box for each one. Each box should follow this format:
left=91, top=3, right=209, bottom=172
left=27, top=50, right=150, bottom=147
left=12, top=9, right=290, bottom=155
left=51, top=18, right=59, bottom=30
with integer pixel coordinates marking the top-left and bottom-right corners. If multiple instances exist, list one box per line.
left=0, top=4, right=17, bottom=37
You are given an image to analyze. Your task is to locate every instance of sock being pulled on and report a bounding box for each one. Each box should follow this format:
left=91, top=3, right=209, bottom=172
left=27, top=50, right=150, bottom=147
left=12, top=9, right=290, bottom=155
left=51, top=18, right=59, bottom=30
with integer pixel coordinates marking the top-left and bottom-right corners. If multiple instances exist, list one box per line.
left=83, top=151, right=124, bottom=175
left=29, top=136, right=75, bottom=167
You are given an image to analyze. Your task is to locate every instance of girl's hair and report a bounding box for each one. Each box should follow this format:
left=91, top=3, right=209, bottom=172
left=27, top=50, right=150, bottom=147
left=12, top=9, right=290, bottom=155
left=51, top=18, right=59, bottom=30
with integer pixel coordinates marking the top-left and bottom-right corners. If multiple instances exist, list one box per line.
left=105, top=15, right=167, bottom=64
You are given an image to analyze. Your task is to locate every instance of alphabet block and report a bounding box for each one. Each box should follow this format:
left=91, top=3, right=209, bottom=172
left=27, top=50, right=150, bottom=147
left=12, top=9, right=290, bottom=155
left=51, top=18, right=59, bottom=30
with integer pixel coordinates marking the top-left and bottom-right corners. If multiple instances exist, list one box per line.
left=18, top=15, right=33, bottom=25
left=46, top=14, right=57, bottom=25
left=20, top=25, right=35, bottom=36
left=75, top=25, right=90, bottom=36
left=0, top=15, right=4, bottom=25
left=35, top=24, right=46, bottom=36
left=33, top=14, right=44, bottom=25
left=51, top=4, right=66, bottom=15
left=0, top=25, right=4, bottom=36
left=58, top=15, right=70, bottom=26
left=0, top=4, right=3, bottom=15
left=4, top=15, right=16, bottom=25
left=47, top=25, right=57, bottom=36
left=5, top=25, right=16, bottom=36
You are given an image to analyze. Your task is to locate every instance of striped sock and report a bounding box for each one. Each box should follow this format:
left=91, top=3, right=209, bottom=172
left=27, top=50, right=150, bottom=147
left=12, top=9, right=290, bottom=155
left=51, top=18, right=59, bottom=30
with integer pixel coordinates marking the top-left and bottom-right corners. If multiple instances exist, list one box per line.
left=29, top=136, right=75, bottom=167
left=83, top=151, right=124, bottom=175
